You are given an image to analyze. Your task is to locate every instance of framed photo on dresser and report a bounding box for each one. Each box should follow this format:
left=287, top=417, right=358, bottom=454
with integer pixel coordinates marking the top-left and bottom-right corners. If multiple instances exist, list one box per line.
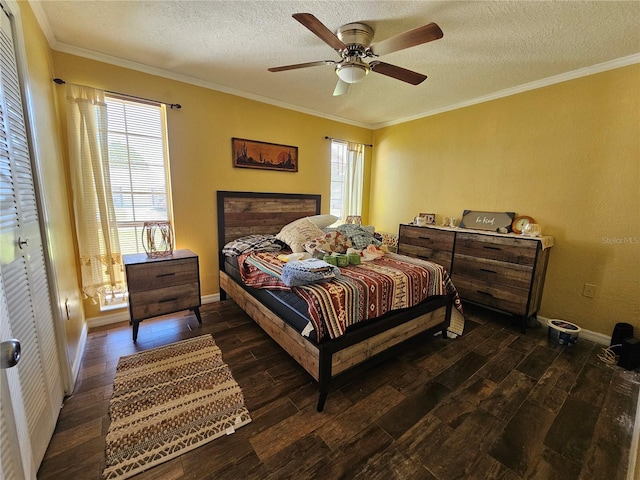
left=418, top=213, right=436, bottom=225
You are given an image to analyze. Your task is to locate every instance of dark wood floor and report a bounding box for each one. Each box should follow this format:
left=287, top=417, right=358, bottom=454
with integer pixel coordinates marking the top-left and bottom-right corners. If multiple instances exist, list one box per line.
left=38, top=300, right=639, bottom=480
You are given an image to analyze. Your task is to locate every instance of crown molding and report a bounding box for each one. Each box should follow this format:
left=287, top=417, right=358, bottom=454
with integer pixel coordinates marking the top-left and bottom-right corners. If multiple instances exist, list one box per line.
left=26, top=0, right=57, bottom=46
left=50, top=40, right=372, bottom=129
left=373, top=53, right=640, bottom=129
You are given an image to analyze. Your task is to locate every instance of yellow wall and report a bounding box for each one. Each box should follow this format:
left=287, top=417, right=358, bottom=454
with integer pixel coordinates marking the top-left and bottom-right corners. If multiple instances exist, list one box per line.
left=18, top=1, right=84, bottom=375
left=51, top=51, right=374, bottom=312
left=371, top=64, right=640, bottom=336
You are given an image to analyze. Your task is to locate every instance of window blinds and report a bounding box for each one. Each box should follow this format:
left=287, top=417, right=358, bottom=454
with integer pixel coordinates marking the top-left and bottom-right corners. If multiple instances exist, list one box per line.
left=105, top=95, right=171, bottom=254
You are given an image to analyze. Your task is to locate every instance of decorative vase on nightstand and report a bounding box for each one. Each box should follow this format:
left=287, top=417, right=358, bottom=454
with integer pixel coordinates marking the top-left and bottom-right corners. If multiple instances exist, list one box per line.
left=142, top=221, right=174, bottom=257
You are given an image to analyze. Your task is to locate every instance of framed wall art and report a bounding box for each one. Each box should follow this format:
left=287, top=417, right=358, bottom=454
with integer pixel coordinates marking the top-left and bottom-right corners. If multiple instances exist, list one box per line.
left=232, top=138, right=298, bottom=172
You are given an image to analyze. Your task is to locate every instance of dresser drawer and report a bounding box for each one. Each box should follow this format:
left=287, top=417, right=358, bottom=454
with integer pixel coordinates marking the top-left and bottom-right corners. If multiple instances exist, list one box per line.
left=126, top=258, right=198, bottom=293
left=129, top=283, right=200, bottom=320
left=454, top=232, right=537, bottom=266
left=452, top=255, right=533, bottom=290
left=399, top=224, right=455, bottom=249
left=453, top=274, right=528, bottom=315
left=398, top=225, right=455, bottom=270
left=399, top=244, right=453, bottom=271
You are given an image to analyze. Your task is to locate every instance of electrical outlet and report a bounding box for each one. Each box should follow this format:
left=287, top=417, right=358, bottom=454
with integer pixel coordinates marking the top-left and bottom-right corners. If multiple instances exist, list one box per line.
left=583, top=284, right=596, bottom=298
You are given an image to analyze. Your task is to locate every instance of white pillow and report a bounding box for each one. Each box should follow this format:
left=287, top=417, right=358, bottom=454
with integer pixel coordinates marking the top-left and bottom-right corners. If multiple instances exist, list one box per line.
left=307, top=214, right=338, bottom=229
left=276, top=218, right=324, bottom=253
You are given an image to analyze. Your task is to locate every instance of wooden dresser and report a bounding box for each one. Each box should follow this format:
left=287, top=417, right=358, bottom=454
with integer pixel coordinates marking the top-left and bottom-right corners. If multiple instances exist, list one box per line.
left=123, top=249, right=202, bottom=342
left=398, top=224, right=553, bottom=330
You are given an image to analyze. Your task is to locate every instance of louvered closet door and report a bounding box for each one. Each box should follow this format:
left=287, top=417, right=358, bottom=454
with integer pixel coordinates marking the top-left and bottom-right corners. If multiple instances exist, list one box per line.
left=1, top=273, right=26, bottom=480
left=0, top=7, right=64, bottom=477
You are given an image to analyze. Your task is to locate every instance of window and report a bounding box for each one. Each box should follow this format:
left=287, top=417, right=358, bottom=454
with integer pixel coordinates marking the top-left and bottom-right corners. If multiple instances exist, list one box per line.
left=105, top=95, right=172, bottom=255
left=66, top=87, right=172, bottom=310
left=329, top=140, right=365, bottom=221
left=96, top=95, right=171, bottom=309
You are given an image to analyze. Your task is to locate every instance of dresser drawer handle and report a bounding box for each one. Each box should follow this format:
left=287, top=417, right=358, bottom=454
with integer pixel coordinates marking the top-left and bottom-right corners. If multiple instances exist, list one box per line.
left=479, top=268, right=497, bottom=274
left=157, top=272, right=176, bottom=278
left=159, top=297, right=178, bottom=303
left=483, top=246, right=502, bottom=251
left=418, top=236, right=431, bottom=240
left=417, top=255, right=430, bottom=260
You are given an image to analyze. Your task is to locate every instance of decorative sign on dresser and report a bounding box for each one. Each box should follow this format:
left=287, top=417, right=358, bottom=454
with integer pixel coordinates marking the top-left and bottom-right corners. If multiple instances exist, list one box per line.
left=398, top=224, right=553, bottom=332
left=123, top=249, right=202, bottom=342
left=459, top=210, right=515, bottom=232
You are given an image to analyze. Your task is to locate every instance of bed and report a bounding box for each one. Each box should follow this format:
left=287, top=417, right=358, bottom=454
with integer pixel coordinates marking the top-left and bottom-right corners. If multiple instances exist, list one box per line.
left=217, top=191, right=461, bottom=411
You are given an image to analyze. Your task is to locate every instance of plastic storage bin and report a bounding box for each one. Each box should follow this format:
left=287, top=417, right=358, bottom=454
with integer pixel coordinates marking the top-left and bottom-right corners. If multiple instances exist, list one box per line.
left=548, top=319, right=581, bottom=346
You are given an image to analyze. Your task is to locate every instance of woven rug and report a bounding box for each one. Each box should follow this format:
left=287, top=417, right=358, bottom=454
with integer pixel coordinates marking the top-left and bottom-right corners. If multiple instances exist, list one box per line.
left=102, top=335, right=251, bottom=480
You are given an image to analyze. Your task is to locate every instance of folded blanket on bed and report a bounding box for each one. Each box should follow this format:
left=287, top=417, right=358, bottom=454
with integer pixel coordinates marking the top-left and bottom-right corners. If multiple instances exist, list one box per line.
left=223, top=234, right=284, bottom=256
left=281, top=259, right=340, bottom=287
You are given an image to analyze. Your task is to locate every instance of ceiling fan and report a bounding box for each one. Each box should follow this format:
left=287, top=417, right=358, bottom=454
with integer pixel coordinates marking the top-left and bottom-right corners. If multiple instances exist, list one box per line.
left=268, top=13, right=443, bottom=96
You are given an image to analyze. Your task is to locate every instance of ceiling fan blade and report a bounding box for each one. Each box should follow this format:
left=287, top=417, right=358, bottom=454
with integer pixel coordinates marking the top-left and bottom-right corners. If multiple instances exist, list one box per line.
left=268, top=60, right=336, bottom=72
left=371, top=22, right=443, bottom=56
left=369, top=61, right=427, bottom=85
left=293, top=13, right=347, bottom=52
left=333, top=78, right=350, bottom=96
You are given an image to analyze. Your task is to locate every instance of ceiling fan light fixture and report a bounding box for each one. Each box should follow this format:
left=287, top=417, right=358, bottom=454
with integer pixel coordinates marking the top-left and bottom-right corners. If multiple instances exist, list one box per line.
left=336, top=62, right=369, bottom=84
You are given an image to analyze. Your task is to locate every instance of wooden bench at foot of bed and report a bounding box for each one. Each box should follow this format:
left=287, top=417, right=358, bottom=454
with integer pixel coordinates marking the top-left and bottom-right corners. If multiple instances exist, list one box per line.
left=220, top=270, right=452, bottom=411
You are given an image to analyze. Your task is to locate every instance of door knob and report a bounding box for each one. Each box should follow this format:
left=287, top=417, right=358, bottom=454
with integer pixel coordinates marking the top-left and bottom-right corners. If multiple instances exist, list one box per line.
left=1, top=339, right=21, bottom=369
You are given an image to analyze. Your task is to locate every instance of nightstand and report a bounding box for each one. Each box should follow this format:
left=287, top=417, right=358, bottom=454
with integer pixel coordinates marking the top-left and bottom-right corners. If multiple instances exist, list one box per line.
left=123, top=249, right=202, bottom=342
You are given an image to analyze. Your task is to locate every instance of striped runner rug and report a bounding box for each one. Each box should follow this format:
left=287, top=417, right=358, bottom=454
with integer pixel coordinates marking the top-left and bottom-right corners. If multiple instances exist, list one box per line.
left=102, top=335, right=251, bottom=480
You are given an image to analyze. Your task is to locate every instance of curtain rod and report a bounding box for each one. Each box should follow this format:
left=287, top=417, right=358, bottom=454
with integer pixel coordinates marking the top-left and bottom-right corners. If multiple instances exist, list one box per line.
left=324, top=136, right=372, bottom=147
left=53, top=78, right=182, bottom=109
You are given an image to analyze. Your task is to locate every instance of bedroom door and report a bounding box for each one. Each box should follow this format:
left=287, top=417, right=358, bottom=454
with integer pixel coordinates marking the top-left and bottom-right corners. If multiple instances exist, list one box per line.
left=0, top=5, right=64, bottom=477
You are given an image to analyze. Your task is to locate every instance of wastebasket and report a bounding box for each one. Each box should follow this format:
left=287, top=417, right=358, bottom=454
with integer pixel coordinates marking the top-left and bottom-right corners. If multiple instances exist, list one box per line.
left=611, top=322, right=634, bottom=355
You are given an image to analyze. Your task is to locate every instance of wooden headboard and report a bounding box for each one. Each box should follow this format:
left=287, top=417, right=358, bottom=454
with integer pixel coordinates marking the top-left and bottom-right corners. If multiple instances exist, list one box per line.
left=216, top=191, right=321, bottom=266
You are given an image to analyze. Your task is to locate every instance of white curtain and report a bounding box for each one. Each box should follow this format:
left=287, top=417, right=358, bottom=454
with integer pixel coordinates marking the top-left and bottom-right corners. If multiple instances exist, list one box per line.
left=66, top=84, right=124, bottom=300
left=343, top=142, right=365, bottom=219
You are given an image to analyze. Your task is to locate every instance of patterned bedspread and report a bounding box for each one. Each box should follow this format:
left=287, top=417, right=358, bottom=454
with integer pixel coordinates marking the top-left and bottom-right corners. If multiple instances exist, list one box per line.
left=238, top=251, right=462, bottom=341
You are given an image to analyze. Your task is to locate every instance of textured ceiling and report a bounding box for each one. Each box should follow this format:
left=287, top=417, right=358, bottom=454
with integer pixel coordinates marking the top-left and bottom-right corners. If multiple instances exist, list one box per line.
left=31, top=1, right=640, bottom=127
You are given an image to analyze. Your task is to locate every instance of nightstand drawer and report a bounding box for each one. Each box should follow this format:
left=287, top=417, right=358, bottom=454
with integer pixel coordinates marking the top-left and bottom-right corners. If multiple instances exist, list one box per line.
left=453, top=274, right=528, bottom=315
left=455, top=232, right=537, bottom=265
left=129, top=283, right=200, bottom=320
left=452, top=255, right=533, bottom=290
left=126, top=258, right=198, bottom=292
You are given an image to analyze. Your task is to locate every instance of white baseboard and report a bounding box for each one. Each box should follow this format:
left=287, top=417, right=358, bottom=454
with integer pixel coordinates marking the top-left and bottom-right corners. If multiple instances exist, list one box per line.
left=86, top=309, right=130, bottom=329
left=538, top=315, right=610, bottom=346
left=86, top=293, right=220, bottom=329
left=69, top=323, right=87, bottom=390
left=202, top=293, right=220, bottom=304
left=578, top=329, right=611, bottom=346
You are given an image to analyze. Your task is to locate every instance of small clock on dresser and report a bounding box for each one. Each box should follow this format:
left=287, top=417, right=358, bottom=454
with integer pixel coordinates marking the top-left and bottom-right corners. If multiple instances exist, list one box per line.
left=512, top=215, right=535, bottom=235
